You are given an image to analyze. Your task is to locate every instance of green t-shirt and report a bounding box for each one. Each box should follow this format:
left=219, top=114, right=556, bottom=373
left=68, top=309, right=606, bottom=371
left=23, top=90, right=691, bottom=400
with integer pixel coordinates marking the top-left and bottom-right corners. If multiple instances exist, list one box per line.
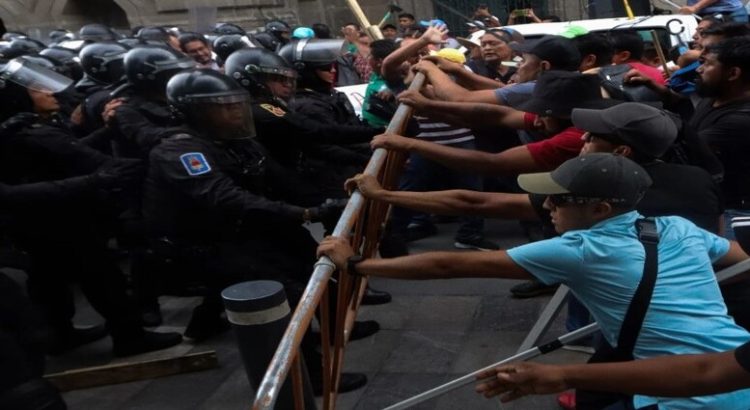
left=362, top=72, right=390, bottom=128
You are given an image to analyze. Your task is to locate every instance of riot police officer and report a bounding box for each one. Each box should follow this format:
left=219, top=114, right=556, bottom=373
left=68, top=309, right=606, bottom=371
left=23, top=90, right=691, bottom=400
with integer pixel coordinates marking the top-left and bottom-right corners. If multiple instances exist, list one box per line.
left=225, top=47, right=379, bottom=204
left=107, top=45, right=195, bottom=159
left=254, top=20, right=291, bottom=52
left=142, top=69, right=372, bottom=392
left=0, top=59, right=182, bottom=357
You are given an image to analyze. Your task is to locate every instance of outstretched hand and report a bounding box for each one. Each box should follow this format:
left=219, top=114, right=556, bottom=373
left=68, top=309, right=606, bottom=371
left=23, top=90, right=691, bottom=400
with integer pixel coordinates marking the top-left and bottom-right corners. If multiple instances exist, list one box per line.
left=422, top=55, right=464, bottom=74
left=475, top=362, right=570, bottom=402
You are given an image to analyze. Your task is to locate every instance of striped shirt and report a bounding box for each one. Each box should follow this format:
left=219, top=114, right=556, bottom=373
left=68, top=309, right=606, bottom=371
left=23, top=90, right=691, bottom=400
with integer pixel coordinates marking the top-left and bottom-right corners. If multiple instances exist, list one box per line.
left=414, top=116, right=475, bottom=146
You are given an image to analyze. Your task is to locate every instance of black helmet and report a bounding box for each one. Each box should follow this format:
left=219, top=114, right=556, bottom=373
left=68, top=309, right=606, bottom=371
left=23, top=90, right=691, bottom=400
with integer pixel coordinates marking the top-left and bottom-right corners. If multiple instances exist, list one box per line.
left=79, top=24, right=118, bottom=42
left=0, top=38, right=46, bottom=60
left=1, top=32, right=27, bottom=41
left=41, top=47, right=84, bottom=81
left=254, top=32, right=282, bottom=52
left=135, top=26, right=171, bottom=43
left=79, top=42, right=130, bottom=85
left=277, top=38, right=345, bottom=71
left=18, top=55, right=70, bottom=78
left=224, top=48, right=296, bottom=97
left=167, top=69, right=255, bottom=138
left=212, top=34, right=261, bottom=64
left=49, top=29, right=75, bottom=44
left=213, top=23, right=246, bottom=36
left=265, top=20, right=291, bottom=36
left=0, top=58, right=73, bottom=119
left=123, top=45, right=195, bottom=91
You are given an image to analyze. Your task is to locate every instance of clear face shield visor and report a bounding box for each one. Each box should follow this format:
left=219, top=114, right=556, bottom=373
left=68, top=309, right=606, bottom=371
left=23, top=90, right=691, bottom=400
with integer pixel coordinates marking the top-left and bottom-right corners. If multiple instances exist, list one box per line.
left=0, top=58, right=74, bottom=93
left=189, top=92, right=256, bottom=139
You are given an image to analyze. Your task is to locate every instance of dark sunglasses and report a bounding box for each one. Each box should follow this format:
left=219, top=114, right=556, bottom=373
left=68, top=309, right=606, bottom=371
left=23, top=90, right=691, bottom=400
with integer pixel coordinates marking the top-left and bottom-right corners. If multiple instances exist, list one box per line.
left=548, top=194, right=627, bottom=206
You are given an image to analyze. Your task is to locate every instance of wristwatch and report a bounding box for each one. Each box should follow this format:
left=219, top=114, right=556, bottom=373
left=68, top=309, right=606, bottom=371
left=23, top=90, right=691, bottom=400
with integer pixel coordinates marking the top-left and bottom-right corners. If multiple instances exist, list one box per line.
left=347, top=255, right=365, bottom=276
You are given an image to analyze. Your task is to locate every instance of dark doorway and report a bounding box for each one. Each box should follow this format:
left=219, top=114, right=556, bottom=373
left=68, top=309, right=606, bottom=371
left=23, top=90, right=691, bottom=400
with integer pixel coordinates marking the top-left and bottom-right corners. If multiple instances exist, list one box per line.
left=62, top=0, right=129, bottom=28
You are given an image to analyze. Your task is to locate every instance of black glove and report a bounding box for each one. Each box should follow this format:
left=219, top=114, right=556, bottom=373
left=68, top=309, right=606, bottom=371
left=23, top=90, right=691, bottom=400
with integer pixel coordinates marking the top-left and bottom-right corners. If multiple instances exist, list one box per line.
left=0, top=113, right=39, bottom=138
left=309, top=198, right=348, bottom=225
left=91, top=159, right=145, bottom=188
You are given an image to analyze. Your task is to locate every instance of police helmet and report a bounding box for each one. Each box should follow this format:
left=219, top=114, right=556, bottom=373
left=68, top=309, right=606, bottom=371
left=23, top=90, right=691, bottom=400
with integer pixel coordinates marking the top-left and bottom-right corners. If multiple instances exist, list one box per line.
left=123, top=45, right=195, bottom=91
left=167, top=69, right=255, bottom=138
left=277, top=38, right=345, bottom=72
left=40, top=47, right=84, bottom=81
left=224, top=48, right=296, bottom=98
left=212, top=34, right=260, bottom=64
left=135, top=26, right=172, bottom=43
left=265, top=20, right=291, bottom=36
left=1, top=32, right=27, bottom=42
left=254, top=32, right=281, bottom=52
left=1, top=37, right=46, bottom=60
left=79, top=42, right=130, bottom=85
left=0, top=58, right=73, bottom=119
left=49, top=29, right=75, bottom=44
left=79, top=24, right=119, bottom=42
left=213, top=23, right=246, bottom=36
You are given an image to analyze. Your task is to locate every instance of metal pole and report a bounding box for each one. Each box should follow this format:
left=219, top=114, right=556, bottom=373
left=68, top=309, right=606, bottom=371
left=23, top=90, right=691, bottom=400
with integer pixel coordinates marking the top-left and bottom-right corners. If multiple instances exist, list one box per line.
left=222, top=281, right=315, bottom=410
left=382, top=323, right=601, bottom=410
left=516, top=285, right=570, bottom=352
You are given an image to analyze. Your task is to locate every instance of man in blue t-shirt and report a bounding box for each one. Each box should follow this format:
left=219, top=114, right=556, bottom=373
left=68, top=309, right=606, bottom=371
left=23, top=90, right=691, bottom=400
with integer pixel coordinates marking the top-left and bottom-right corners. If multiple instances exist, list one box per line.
left=318, top=153, right=750, bottom=409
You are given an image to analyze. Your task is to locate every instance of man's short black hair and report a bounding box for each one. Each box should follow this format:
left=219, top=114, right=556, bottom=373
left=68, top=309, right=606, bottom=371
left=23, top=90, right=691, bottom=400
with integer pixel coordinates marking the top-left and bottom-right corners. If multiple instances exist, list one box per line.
left=573, top=32, right=613, bottom=68
left=370, top=39, right=398, bottom=60
left=708, top=36, right=750, bottom=82
left=311, top=23, right=331, bottom=38
left=702, top=22, right=750, bottom=38
left=343, top=22, right=361, bottom=30
left=382, top=24, right=398, bottom=31
left=398, top=13, right=415, bottom=20
left=609, top=29, right=644, bottom=61
left=178, top=32, right=208, bottom=50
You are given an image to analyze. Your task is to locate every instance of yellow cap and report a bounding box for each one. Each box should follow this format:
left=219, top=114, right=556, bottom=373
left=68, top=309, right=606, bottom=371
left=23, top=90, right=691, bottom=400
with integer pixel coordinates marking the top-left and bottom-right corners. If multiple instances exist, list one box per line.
left=430, top=48, right=466, bottom=64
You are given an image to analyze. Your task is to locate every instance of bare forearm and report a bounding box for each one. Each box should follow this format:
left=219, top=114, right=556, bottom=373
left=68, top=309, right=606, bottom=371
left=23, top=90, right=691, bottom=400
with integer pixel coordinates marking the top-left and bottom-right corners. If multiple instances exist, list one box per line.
left=383, top=38, right=428, bottom=80
left=561, top=351, right=750, bottom=397
left=408, top=139, right=512, bottom=176
left=418, top=99, right=518, bottom=128
left=424, top=68, right=473, bottom=101
left=690, top=0, right=718, bottom=11
left=378, top=189, right=538, bottom=220
left=356, top=250, right=531, bottom=280
left=454, top=69, right=505, bottom=90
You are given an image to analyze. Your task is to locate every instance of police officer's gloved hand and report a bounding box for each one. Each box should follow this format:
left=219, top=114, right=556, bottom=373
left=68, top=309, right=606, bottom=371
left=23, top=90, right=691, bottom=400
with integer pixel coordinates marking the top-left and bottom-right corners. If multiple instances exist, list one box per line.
left=309, top=198, right=349, bottom=225
left=91, top=159, right=146, bottom=188
left=0, top=113, right=39, bottom=138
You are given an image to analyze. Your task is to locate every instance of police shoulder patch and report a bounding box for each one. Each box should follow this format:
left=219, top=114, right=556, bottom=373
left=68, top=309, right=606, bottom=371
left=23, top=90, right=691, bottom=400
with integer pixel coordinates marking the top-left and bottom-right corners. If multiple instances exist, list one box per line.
left=179, top=152, right=212, bottom=176
left=260, top=103, right=286, bottom=117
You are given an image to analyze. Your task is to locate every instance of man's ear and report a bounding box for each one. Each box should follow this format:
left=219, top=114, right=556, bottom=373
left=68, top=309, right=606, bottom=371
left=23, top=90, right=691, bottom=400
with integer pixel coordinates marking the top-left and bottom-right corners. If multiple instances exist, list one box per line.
left=727, top=66, right=742, bottom=82
left=612, top=145, right=633, bottom=157
left=540, top=60, right=551, bottom=71
left=593, top=201, right=614, bottom=219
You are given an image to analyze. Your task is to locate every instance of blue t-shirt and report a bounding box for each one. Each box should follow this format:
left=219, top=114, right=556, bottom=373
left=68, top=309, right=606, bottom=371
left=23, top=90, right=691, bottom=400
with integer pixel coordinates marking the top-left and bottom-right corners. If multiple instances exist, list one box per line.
left=689, top=0, right=742, bottom=13
left=507, top=211, right=750, bottom=410
left=494, top=81, right=535, bottom=107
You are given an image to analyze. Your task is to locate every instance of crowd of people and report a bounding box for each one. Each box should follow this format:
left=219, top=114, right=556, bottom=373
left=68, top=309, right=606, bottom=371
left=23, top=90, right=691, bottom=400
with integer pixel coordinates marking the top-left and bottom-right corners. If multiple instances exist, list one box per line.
left=2, top=4, right=750, bottom=409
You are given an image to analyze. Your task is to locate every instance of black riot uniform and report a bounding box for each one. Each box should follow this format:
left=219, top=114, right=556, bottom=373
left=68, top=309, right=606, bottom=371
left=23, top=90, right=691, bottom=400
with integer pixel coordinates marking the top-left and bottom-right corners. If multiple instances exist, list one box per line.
left=0, top=60, right=182, bottom=357
left=142, top=69, right=343, bottom=337
left=225, top=47, right=379, bottom=204
left=109, top=45, right=195, bottom=159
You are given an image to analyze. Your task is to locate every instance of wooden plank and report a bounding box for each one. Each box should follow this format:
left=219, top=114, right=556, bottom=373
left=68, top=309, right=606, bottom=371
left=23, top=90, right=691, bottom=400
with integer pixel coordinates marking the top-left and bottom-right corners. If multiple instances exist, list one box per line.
left=45, top=351, right=218, bottom=392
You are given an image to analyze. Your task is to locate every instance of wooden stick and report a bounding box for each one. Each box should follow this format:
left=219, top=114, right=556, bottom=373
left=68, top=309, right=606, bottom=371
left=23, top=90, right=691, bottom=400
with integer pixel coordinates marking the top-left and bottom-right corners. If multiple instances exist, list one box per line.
left=45, top=351, right=218, bottom=392
left=650, top=29, right=671, bottom=75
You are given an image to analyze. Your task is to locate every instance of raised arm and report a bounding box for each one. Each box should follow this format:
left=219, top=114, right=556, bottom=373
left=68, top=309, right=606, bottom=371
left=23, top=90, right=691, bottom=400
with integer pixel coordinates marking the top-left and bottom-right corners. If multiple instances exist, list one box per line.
left=317, top=236, right=532, bottom=281
left=345, top=173, right=539, bottom=220
left=422, top=56, right=505, bottom=90
left=381, top=24, right=447, bottom=83
left=371, top=133, right=539, bottom=176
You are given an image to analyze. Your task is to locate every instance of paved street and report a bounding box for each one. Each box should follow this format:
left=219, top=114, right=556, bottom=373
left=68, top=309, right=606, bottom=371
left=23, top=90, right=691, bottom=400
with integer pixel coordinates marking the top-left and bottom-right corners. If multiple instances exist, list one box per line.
left=35, top=218, right=589, bottom=409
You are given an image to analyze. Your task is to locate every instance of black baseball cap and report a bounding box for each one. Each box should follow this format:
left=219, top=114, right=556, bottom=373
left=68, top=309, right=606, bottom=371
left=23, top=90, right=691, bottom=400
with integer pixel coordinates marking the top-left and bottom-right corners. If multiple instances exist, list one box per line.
left=572, top=103, right=678, bottom=159
left=518, top=71, right=619, bottom=118
left=517, top=153, right=652, bottom=207
left=510, top=35, right=581, bottom=71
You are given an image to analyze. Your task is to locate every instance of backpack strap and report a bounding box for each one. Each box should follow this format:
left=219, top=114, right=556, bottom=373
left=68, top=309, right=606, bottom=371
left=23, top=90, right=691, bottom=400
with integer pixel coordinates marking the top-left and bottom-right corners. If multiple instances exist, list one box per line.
left=617, top=218, right=659, bottom=356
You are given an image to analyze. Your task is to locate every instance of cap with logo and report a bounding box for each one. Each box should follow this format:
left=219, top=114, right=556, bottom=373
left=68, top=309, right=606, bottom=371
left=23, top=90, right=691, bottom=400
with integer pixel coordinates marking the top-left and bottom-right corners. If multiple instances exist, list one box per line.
left=518, top=153, right=653, bottom=207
